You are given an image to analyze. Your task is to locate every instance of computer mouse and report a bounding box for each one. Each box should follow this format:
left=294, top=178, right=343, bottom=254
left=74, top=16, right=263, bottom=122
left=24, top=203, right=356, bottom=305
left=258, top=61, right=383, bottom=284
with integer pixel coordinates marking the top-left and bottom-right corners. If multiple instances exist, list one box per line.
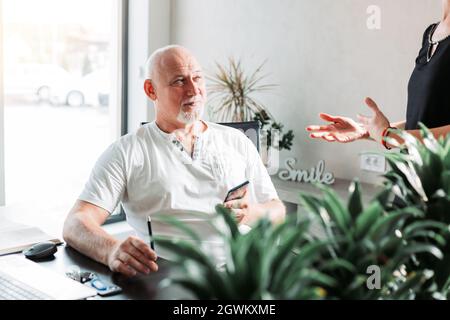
left=23, top=241, right=58, bottom=261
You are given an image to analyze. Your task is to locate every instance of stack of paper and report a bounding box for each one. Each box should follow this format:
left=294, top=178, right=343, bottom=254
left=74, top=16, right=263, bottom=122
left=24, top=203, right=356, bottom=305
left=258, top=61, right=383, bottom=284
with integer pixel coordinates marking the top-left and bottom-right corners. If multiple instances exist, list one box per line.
left=0, top=219, right=62, bottom=255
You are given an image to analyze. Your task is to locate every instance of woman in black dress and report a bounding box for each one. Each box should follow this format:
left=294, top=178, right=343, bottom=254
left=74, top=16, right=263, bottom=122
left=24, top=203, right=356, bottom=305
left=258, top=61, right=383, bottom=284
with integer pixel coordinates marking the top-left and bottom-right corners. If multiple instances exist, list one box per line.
left=307, top=0, right=450, bottom=149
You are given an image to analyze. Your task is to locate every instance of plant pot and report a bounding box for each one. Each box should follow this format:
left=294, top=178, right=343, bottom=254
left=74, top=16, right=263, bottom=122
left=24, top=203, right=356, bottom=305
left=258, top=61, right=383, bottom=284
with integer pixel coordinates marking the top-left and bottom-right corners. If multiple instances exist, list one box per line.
left=260, top=128, right=280, bottom=175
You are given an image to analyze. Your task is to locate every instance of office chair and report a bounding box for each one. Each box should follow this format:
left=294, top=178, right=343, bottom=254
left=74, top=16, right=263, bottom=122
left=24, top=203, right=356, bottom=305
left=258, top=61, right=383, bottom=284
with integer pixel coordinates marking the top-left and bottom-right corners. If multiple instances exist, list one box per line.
left=140, top=121, right=261, bottom=152
left=217, top=121, right=260, bottom=152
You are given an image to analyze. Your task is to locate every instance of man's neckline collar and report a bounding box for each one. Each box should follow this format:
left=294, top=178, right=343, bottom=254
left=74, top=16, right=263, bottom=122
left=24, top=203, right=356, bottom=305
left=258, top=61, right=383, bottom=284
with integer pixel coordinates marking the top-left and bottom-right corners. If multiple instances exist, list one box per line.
left=151, top=120, right=209, bottom=140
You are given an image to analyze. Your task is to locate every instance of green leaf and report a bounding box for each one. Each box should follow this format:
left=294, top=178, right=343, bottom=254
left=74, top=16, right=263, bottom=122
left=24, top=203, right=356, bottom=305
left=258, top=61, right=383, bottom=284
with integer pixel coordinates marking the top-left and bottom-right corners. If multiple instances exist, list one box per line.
left=354, top=202, right=383, bottom=239
left=299, top=193, right=322, bottom=215
left=403, top=220, right=449, bottom=236
left=215, top=204, right=239, bottom=239
left=155, top=238, right=235, bottom=298
left=419, top=123, right=443, bottom=155
left=374, top=186, right=393, bottom=210
left=320, top=258, right=357, bottom=274
left=393, top=244, right=444, bottom=263
left=293, top=241, right=329, bottom=268
left=347, top=179, right=363, bottom=220
left=316, top=184, right=351, bottom=233
left=367, top=214, right=400, bottom=241
left=155, top=238, right=214, bottom=268
left=442, top=172, right=450, bottom=195
left=407, top=230, right=447, bottom=247
left=390, top=271, right=433, bottom=300
left=271, top=228, right=306, bottom=276
left=295, top=269, right=337, bottom=289
left=367, top=207, right=423, bottom=240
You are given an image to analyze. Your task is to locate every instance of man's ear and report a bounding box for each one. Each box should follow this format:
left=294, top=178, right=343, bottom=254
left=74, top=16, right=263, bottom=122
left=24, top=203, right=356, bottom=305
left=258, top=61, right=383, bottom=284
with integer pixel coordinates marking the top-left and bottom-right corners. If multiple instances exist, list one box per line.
left=144, top=79, right=157, bottom=100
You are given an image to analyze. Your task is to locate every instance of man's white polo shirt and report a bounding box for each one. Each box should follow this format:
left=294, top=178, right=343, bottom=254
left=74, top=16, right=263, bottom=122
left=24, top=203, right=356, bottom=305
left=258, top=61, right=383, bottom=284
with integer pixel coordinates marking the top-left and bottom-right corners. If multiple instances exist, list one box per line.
left=79, top=121, right=279, bottom=259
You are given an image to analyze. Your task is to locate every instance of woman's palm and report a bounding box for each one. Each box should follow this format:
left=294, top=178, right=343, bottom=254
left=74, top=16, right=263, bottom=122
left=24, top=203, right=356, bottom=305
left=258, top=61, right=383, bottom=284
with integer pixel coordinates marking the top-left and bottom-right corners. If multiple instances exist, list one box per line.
left=307, top=113, right=368, bottom=143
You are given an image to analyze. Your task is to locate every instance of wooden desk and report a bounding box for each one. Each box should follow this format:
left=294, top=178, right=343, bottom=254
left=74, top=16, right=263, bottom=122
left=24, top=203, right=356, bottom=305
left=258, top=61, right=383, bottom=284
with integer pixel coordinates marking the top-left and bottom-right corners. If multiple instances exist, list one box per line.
left=271, top=175, right=381, bottom=207
left=24, top=245, right=192, bottom=300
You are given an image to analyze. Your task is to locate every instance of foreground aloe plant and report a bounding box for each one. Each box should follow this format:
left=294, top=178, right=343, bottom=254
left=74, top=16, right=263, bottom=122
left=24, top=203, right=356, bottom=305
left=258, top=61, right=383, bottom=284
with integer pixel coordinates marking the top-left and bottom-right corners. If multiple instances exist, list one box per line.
left=299, top=180, right=443, bottom=299
left=381, top=124, right=450, bottom=298
left=154, top=206, right=333, bottom=299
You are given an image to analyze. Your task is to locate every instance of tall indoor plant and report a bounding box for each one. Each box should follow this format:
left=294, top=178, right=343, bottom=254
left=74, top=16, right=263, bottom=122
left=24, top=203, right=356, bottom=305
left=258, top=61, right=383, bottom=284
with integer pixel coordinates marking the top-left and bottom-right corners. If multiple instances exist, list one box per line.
left=207, top=57, right=294, bottom=152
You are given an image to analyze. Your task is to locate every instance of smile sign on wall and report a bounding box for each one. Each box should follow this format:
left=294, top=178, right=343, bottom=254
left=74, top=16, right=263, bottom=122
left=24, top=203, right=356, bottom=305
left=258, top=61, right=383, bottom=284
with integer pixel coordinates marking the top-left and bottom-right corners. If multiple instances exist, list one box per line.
left=278, top=158, right=335, bottom=185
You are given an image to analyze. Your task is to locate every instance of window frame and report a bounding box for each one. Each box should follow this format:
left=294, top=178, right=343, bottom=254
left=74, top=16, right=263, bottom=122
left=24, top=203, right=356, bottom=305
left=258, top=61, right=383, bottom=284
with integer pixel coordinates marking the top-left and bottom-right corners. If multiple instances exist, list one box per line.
left=104, top=0, right=129, bottom=225
left=0, top=0, right=5, bottom=206
left=0, top=0, right=130, bottom=221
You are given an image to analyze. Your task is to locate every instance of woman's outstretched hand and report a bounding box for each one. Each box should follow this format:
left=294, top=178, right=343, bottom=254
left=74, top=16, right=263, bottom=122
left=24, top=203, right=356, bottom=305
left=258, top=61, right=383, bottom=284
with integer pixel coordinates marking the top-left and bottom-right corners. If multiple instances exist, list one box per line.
left=306, top=97, right=391, bottom=143
left=356, top=97, right=391, bottom=144
left=306, top=113, right=369, bottom=143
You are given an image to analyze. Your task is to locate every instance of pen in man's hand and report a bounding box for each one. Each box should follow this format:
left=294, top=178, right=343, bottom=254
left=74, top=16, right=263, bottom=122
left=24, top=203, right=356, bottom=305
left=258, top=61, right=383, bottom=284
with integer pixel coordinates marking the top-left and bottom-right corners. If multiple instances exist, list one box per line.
left=147, top=216, right=155, bottom=251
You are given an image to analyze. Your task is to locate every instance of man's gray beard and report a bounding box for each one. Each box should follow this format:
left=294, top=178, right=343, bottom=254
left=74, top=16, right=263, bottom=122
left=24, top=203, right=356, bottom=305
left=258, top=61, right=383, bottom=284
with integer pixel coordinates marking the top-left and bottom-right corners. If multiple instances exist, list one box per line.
left=176, top=107, right=204, bottom=125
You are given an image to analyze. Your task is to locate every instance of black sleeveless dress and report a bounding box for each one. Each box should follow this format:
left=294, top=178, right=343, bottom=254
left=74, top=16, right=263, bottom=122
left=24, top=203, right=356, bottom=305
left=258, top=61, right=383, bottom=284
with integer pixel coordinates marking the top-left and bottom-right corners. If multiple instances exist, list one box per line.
left=406, top=23, right=450, bottom=130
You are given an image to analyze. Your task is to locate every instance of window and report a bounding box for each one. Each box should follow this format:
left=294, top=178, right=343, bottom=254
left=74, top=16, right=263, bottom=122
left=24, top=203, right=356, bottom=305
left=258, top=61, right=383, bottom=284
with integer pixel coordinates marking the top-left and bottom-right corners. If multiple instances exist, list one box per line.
left=1, top=0, right=128, bottom=226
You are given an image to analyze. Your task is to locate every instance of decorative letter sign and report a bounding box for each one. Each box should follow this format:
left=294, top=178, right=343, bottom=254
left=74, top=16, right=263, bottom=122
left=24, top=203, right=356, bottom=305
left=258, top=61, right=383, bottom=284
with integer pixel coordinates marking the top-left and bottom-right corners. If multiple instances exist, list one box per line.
left=278, top=158, right=335, bottom=185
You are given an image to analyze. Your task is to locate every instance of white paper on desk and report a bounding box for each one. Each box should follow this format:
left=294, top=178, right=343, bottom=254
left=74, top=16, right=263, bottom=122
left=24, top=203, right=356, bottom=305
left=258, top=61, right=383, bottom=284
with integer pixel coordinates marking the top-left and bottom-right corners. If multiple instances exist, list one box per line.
left=0, top=219, right=62, bottom=256
left=140, top=210, right=252, bottom=266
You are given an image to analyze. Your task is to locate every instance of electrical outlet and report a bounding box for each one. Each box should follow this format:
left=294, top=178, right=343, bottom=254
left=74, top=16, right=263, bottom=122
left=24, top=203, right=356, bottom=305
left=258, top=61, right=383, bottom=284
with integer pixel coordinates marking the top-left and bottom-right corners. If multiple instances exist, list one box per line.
left=360, top=154, right=386, bottom=173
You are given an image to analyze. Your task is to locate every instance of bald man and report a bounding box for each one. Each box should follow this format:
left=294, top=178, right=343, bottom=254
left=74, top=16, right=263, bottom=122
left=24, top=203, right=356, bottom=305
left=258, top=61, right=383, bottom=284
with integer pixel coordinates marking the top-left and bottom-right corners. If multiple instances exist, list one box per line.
left=63, top=45, right=285, bottom=277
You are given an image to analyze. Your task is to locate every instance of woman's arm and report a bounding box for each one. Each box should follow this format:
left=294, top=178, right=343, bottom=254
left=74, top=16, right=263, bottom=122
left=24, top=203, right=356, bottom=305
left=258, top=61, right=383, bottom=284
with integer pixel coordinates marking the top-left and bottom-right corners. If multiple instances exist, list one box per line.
left=307, top=98, right=449, bottom=148
left=392, top=120, right=406, bottom=130
left=386, top=124, right=450, bottom=148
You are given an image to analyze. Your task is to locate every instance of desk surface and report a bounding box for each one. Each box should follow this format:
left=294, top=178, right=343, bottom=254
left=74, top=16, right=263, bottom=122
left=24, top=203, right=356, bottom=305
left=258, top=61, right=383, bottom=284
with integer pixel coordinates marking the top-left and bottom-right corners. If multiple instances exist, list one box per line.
left=271, top=175, right=381, bottom=205
left=31, top=245, right=191, bottom=300
left=1, top=175, right=381, bottom=300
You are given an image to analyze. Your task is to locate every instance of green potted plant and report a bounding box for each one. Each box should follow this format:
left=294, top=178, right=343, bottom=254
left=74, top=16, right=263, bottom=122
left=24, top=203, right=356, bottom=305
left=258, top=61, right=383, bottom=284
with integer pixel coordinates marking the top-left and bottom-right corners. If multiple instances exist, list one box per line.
left=207, top=57, right=294, bottom=153
left=154, top=207, right=332, bottom=299
left=380, top=125, right=450, bottom=298
left=298, top=180, right=443, bottom=299
left=153, top=193, right=442, bottom=300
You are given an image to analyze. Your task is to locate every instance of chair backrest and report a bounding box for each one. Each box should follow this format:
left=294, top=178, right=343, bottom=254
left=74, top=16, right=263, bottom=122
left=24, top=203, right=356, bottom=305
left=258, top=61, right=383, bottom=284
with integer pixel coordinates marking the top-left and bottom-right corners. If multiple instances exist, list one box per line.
left=140, top=121, right=260, bottom=152
left=218, top=121, right=260, bottom=152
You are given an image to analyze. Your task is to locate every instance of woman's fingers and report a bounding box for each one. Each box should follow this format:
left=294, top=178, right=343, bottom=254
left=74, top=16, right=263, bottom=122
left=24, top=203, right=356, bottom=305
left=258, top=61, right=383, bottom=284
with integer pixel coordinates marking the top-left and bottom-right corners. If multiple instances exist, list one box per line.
left=306, top=125, right=333, bottom=132
left=309, top=132, right=336, bottom=142
left=322, top=135, right=336, bottom=142
left=365, top=97, right=380, bottom=113
left=309, top=132, right=328, bottom=139
left=333, top=134, right=354, bottom=143
left=310, top=132, right=335, bottom=140
left=319, top=113, right=342, bottom=123
left=306, top=113, right=353, bottom=136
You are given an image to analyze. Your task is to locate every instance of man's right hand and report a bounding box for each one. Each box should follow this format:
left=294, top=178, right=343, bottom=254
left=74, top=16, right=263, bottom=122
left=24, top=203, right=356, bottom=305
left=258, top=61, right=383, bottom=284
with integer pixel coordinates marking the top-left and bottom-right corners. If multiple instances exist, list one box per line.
left=306, top=113, right=370, bottom=143
left=107, top=236, right=158, bottom=277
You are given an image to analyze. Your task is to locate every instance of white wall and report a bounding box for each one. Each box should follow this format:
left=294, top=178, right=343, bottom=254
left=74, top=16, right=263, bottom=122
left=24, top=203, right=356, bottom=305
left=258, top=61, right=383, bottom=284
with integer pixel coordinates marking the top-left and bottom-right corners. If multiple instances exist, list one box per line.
left=0, top=0, right=5, bottom=205
left=127, top=0, right=171, bottom=133
left=170, top=0, right=440, bottom=183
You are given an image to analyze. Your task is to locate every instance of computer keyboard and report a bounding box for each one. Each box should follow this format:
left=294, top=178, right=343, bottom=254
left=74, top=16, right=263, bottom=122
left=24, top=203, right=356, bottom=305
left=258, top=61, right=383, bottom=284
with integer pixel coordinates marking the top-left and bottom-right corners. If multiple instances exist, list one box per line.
left=0, top=271, right=53, bottom=300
